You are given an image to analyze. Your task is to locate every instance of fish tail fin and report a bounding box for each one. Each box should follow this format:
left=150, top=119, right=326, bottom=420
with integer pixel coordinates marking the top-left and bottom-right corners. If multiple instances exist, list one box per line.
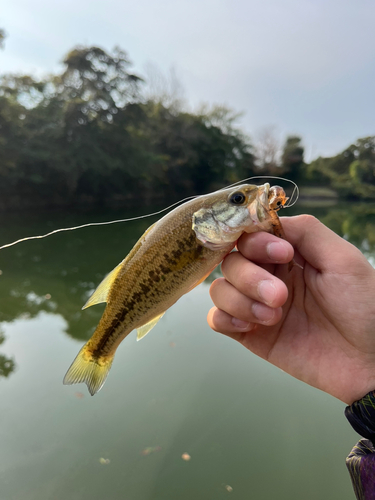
left=63, top=344, right=114, bottom=396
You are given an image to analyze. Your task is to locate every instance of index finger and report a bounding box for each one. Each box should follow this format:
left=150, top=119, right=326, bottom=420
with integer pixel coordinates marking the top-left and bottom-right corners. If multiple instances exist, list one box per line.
left=237, top=231, right=294, bottom=265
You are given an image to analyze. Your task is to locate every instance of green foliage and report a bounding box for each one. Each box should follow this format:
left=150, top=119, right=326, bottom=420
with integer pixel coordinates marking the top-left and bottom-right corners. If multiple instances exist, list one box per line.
left=281, top=136, right=304, bottom=181
left=0, top=41, right=373, bottom=208
left=58, top=46, right=143, bottom=125
left=308, top=137, right=375, bottom=199
left=0, top=45, right=257, bottom=210
left=321, top=203, right=375, bottom=252
left=349, top=159, right=375, bottom=198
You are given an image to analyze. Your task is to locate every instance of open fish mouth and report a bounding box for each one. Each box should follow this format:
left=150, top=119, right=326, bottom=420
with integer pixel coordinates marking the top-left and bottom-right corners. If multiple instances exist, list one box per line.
left=247, top=183, right=270, bottom=228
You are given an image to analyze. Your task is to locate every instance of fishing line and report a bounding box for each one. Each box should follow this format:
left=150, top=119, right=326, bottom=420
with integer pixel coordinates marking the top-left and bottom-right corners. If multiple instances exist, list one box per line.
left=220, top=175, right=299, bottom=209
left=0, top=195, right=199, bottom=250
left=0, top=176, right=299, bottom=250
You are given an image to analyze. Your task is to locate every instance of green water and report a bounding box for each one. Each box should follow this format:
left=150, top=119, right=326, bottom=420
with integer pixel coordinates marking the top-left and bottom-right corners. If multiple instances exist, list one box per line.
left=1, top=201, right=375, bottom=500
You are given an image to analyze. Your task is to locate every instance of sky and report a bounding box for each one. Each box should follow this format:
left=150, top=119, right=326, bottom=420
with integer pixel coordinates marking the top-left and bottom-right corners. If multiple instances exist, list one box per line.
left=1, top=0, right=375, bottom=160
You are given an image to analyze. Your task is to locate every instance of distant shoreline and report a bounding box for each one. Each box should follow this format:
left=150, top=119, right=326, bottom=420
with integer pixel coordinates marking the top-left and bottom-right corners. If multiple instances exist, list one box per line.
left=298, top=186, right=338, bottom=203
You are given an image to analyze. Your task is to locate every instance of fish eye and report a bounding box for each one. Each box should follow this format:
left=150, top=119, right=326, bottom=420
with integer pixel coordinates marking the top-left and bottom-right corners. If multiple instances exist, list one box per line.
left=229, top=192, right=246, bottom=205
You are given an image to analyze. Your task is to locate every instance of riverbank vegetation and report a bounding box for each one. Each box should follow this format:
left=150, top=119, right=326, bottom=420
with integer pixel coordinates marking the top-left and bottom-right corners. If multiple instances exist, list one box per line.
left=0, top=42, right=374, bottom=211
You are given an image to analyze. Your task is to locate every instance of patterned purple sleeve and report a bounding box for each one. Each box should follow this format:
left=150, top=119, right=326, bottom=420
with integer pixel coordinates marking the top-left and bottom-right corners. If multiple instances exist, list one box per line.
left=345, top=391, right=375, bottom=500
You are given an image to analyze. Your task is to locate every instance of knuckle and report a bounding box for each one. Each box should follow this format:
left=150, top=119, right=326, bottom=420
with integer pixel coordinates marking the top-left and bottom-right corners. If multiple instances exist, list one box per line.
left=209, top=278, right=225, bottom=298
left=208, top=321, right=220, bottom=333
left=221, top=251, right=238, bottom=271
left=238, top=231, right=268, bottom=254
left=221, top=253, right=246, bottom=282
left=244, top=309, right=256, bottom=323
left=297, top=214, right=320, bottom=227
left=208, top=308, right=226, bottom=333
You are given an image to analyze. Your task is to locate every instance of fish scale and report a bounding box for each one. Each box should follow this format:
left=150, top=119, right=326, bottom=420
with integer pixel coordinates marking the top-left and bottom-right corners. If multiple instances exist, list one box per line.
left=63, top=183, right=290, bottom=395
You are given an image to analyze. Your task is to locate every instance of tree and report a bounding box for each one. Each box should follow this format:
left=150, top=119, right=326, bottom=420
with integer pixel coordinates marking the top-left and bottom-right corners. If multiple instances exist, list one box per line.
left=142, top=63, right=185, bottom=112
left=254, top=126, right=281, bottom=172
left=0, top=46, right=146, bottom=203
left=0, top=43, right=257, bottom=209
left=308, top=136, right=375, bottom=199
left=141, top=103, right=256, bottom=195
left=0, top=28, right=6, bottom=49
left=57, top=46, right=143, bottom=126
left=281, top=135, right=304, bottom=181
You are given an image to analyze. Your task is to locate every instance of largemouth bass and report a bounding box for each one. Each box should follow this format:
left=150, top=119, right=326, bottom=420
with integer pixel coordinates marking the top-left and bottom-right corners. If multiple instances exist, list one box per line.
left=63, top=183, right=290, bottom=395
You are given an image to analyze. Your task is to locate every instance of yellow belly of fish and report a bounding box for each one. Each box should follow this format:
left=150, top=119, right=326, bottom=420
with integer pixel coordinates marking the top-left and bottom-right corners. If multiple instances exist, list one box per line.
left=63, top=219, right=232, bottom=395
left=90, top=223, right=230, bottom=356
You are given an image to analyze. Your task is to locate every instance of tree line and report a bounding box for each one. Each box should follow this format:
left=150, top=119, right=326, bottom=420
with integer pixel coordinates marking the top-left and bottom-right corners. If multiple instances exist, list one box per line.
left=0, top=41, right=374, bottom=211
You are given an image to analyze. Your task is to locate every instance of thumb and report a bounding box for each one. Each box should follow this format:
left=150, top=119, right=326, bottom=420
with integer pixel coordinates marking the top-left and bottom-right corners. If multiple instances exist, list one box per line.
left=280, top=215, right=364, bottom=272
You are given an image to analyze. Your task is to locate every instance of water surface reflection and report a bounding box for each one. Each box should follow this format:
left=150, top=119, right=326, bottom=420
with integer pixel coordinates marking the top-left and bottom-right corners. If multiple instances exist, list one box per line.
left=0, top=202, right=373, bottom=500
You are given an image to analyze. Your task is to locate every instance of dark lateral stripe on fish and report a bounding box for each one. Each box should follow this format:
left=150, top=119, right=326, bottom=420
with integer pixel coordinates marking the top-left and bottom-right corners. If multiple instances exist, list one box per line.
left=63, top=183, right=292, bottom=395
left=91, top=241, right=203, bottom=357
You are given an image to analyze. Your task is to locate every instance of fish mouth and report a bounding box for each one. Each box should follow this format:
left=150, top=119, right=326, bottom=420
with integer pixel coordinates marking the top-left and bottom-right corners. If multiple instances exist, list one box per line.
left=248, top=183, right=270, bottom=226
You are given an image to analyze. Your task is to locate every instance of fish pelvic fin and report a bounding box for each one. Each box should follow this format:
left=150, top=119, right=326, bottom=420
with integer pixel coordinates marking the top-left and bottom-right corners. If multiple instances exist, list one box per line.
left=63, top=344, right=114, bottom=396
left=136, top=312, right=165, bottom=341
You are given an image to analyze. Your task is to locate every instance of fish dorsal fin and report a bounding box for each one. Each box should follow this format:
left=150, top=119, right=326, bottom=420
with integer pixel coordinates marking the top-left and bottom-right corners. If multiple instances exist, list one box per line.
left=136, top=313, right=165, bottom=341
left=82, top=262, right=123, bottom=310
left=81, top=222, right=157, bottom=311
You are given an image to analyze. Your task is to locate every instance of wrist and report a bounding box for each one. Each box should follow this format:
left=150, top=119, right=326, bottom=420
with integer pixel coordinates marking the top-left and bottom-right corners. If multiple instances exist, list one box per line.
left=335, top=360, right=375, bottom=405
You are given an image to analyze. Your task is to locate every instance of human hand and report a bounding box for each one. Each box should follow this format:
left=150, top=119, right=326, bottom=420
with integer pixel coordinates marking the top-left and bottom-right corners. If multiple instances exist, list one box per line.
left=207, top=215, right=375, bottom=405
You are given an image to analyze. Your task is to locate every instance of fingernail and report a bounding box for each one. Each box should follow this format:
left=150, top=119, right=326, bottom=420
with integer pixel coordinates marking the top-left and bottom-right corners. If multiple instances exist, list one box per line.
left=266, top=242, right=288, bottom=262
left=258, top=280, right=276, bottom=305
left=252, top=303, right=275, bottom=323
left=231, top=317, right=252, bottom=330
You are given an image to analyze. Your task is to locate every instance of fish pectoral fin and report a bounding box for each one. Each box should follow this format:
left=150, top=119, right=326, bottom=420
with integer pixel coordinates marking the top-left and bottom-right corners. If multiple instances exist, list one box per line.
left=82, top=262, right=123, bottom=310
left=136, top=313, right=165, bottom=341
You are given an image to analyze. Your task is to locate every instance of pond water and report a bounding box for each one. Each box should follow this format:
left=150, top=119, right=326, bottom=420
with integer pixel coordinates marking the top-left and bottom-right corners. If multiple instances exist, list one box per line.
left=0, top=199, right=375, bottom=500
